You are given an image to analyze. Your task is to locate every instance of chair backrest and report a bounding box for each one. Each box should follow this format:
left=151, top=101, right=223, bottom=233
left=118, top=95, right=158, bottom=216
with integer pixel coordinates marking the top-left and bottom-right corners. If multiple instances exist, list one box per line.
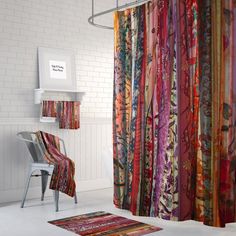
left=17, top=131, right=45, bottom=163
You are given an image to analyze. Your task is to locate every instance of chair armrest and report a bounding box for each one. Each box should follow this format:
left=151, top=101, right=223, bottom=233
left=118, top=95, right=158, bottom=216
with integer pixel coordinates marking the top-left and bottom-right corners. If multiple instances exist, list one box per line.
left=59, top=138, right=67, bottom=156
left=16, top=132, right=45, bottom=160
left=16, top=132, right=38, bottom=145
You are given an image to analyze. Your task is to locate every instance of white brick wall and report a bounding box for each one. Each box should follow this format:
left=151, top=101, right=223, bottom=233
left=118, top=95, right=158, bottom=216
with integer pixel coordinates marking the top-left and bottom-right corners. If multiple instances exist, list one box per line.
left=0, top=0, right=115, bottom=119
left=0, top=0, right=117, bottom=202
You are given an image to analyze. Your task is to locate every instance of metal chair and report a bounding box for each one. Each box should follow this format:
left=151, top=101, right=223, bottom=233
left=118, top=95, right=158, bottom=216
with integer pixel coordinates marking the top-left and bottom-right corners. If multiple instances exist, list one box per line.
left=16, top=131, right=77, bottom=211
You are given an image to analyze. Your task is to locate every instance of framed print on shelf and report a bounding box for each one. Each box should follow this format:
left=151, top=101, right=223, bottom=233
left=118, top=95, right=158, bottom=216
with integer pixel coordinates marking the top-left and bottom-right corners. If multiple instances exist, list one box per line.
left=38, top=47, right=76, bottom=91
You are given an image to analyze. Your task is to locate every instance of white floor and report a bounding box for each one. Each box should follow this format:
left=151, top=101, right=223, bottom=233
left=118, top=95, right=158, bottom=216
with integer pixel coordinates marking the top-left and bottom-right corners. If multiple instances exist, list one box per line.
left=0, top=188, right=235, bottom=236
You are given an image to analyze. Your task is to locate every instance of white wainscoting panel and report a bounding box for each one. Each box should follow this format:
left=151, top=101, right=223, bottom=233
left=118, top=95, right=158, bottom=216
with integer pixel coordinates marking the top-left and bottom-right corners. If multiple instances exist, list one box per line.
left=0, top=118, right=113, bottom=203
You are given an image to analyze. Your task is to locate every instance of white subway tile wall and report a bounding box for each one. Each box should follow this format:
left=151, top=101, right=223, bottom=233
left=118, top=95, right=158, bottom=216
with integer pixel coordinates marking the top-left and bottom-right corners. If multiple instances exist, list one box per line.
left=0, top=0, right=118, bottom=203
left=0, top=0, right=115, bottom=119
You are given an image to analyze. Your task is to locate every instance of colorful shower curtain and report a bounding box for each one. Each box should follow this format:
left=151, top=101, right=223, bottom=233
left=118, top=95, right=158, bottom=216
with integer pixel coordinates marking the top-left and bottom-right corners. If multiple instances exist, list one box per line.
left=113, top=0, right=236, bottom=227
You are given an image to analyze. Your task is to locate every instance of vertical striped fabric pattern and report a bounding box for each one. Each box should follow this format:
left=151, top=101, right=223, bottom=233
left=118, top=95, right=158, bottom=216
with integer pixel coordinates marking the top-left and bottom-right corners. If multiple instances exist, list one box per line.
left=42, top=100, right=58, bottom=117
left=41, top=100, right=80, bottom=130
left=58, top=101, right=80, bottom=129
left=113, top=0, right=236, bottom=227
left=36, top=131, right=76, bottom=197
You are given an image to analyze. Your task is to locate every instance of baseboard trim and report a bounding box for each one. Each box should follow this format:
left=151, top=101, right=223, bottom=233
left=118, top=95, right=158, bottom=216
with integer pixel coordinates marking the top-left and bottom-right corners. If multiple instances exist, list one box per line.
left=0, top=178, right=112, bottom=204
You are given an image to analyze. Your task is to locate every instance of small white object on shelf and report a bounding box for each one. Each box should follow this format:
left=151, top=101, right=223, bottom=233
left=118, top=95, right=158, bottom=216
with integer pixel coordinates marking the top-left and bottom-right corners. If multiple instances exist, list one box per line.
left=34, top=88, right=85, bottom=104
left=34, top=88, right=45, bottom=104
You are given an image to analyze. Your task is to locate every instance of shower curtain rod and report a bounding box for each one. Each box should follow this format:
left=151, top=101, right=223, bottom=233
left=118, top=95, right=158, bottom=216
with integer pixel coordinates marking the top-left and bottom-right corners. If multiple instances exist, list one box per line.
left=88, top=0, right=151, bottom=30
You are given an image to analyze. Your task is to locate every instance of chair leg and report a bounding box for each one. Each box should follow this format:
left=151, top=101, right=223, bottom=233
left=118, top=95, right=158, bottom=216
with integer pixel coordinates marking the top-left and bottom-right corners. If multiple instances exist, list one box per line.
left=54, top=190, right=59, bottom=212
left=41, top=170, right=48, bottom=201
left=21, top=169, right=32, bottom=208
left=74, top=192, right=78, bottom=204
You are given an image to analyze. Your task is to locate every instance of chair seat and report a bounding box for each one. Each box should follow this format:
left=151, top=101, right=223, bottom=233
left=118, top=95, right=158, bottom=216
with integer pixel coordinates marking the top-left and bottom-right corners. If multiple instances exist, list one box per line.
left=31, top=162, right=54, bottom=169
left=31, top=162, right=54, bottom=174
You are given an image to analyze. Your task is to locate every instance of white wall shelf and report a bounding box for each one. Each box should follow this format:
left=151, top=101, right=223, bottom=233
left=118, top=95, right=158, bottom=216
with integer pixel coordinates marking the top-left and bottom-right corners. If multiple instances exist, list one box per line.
left=34, top=88, right=85, bottom=123
left=34, top=88, right=86, bottom=104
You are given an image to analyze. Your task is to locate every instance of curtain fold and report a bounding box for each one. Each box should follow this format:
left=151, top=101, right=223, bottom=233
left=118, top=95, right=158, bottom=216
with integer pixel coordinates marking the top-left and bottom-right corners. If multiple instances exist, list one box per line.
left=113, top=0, right=236, bottom=227
left=197, top=0, right=213, bottom=225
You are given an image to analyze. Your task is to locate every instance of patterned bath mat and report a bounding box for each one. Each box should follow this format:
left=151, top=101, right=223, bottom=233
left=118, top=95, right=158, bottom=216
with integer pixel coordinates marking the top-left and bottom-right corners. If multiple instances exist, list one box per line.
left=49, top=211, right=162, bottom=235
